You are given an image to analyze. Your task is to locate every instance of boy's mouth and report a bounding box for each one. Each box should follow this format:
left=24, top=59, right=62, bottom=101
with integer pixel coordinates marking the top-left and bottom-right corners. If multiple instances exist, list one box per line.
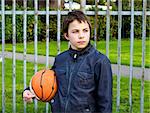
left=77, top=41, right=86, bottom=44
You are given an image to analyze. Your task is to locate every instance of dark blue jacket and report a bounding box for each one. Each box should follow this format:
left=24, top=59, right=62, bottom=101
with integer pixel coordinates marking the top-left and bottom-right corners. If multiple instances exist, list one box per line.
left=51, top=44, right=112, bottom=113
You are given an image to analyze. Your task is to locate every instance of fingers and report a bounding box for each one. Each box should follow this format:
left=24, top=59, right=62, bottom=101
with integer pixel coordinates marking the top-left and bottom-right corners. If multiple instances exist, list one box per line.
left=23, top=90, right=35, bottom=98
left=23, top=97, right=33, bottom=103
left=23, top=90, right=35, bottom=103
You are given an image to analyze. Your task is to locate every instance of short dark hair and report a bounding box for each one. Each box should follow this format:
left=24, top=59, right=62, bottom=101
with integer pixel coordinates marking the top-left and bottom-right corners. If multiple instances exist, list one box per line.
left=62, top=10, right=91, bottom=34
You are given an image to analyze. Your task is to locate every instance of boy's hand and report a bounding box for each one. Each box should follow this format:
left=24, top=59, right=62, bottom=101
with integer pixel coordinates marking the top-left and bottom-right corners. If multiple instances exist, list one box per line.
left=23, top=90, right=35, bottom=103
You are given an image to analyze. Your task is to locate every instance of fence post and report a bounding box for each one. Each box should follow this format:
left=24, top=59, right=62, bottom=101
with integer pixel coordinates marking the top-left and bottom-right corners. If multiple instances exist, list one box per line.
left=116, top=0, right=122, bottom=112
left=94, top=0, right=99, bottom=48
left=129, top=0, right=135, bottom=112
left=80, top=0, right=86, bottom=12
left=140, top=0, right=147, bottom=113
left=106, top=0, right=110, bottom=58
left=12, top=0, right=16, bottom=112
left=57, top=0, right=61, bottom=54
left=46, top=0, right=50, bottom=112
left=69, top=0, right=73, bottom=11
left=23, top=0, right=27, bottom=113
left=34, top=0, right=38, bottom=112
left=1, top=0, right=5, bottom=112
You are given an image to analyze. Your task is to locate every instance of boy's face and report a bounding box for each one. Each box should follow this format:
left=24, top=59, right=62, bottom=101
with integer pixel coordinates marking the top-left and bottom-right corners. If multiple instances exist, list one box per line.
left=64, top=20, right=90, bottom=51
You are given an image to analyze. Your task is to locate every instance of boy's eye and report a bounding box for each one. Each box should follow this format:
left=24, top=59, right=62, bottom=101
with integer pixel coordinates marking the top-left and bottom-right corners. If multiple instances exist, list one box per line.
left=72, top=30, right=79, bottom=33
left=83, top=29, right=89, bottom=32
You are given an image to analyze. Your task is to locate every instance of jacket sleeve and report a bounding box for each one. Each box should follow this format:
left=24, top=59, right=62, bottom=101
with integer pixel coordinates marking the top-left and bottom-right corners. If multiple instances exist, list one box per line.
left=51, top=57, right=56, bottom=70
left=94, top=57, right=113, bottom=113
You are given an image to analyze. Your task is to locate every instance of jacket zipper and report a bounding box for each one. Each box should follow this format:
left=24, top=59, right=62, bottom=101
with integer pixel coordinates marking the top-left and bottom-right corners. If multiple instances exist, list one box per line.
left=64, top=54, right=77, bottom=112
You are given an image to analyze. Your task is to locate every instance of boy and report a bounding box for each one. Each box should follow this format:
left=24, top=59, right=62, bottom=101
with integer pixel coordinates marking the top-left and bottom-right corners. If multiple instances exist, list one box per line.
left=23, top=10, right=112, bottom=113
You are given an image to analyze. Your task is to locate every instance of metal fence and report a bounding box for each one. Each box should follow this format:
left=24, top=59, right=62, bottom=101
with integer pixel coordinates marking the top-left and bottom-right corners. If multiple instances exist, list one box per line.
left=1, top=0, right=149, bottom=113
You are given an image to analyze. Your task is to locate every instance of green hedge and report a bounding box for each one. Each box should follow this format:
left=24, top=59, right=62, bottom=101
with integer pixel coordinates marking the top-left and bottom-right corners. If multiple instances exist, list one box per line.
left=1, top=14, right=149, bottom=42
left=0, top=1, right=149, bottom=42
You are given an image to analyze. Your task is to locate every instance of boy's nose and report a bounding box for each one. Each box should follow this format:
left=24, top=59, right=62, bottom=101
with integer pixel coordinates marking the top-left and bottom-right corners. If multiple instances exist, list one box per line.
left=79, top=36, right=84, bottom=39
left=79, top=32, right=84, bottom=39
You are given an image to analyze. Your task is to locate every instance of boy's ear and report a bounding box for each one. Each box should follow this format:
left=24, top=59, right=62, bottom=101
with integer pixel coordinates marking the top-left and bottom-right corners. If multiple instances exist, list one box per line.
left=64, top=33, right=69, bottom=40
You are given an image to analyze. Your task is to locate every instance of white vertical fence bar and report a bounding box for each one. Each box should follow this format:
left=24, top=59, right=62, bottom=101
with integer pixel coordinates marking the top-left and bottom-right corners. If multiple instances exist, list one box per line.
left=46, top=0, right=50, bottom=112
left=106, top=0, right=110, bottom=57
left=116, top=0, right=122, bottom=112
left=69, top=0, right=73, bottom=12
left=129, top=0, right=134, bottom=112
left=57, top=0, right=61, bottom=54
left=94, top=0, right=98, bottom=48
left=1, top=0, right=5, bottom=112
left=34, top=0, right=38, bottom=112
left=80, top=0, right=86, bottom=13
left=140, top=0, right=147, bottom=113
left=12, top=0, right=16, bottom=112
left=23, top=0, right=27, bottom=113
left=67, top=0, right=73, bottom=48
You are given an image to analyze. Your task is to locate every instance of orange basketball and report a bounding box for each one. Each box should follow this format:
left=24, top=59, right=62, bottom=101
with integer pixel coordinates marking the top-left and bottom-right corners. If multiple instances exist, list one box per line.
left=30, top=69, right=57, bottom=102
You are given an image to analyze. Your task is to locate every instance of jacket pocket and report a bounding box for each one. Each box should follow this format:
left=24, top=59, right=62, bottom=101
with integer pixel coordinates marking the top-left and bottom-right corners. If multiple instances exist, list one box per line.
left=75, top=101, right=95, bottom=113
left=55, top=69, right=67, bottom=96
left=76, top=72, right=94, bottom=89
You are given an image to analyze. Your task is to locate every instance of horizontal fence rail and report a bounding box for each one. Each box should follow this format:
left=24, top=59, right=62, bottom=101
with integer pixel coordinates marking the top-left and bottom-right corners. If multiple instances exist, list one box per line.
left=0, top=10, right=150, bottom=15
left=1, top=0, right=149, bottom=113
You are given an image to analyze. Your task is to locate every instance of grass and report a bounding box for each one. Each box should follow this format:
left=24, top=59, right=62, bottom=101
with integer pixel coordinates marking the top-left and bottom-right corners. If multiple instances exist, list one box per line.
left=0, top=39, right=150, bottom=68
left=0, top=59, right=150, bottom=113
left=0, top=59, right=48, bottom=113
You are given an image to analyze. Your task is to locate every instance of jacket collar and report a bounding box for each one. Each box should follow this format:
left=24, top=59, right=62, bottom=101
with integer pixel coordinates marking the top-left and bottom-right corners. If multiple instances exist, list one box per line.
left=69, top=42, right=92, bottom=59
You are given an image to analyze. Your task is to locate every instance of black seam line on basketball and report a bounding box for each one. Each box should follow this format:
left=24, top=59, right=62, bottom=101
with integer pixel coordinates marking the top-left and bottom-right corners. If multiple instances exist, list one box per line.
left=44, top=74, right=56, bottom=102
left=44, top=75, right=55, bottom=102
left=32, top=85, right=40, bottom=100
left=40, top=69, right=46, bottom=100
